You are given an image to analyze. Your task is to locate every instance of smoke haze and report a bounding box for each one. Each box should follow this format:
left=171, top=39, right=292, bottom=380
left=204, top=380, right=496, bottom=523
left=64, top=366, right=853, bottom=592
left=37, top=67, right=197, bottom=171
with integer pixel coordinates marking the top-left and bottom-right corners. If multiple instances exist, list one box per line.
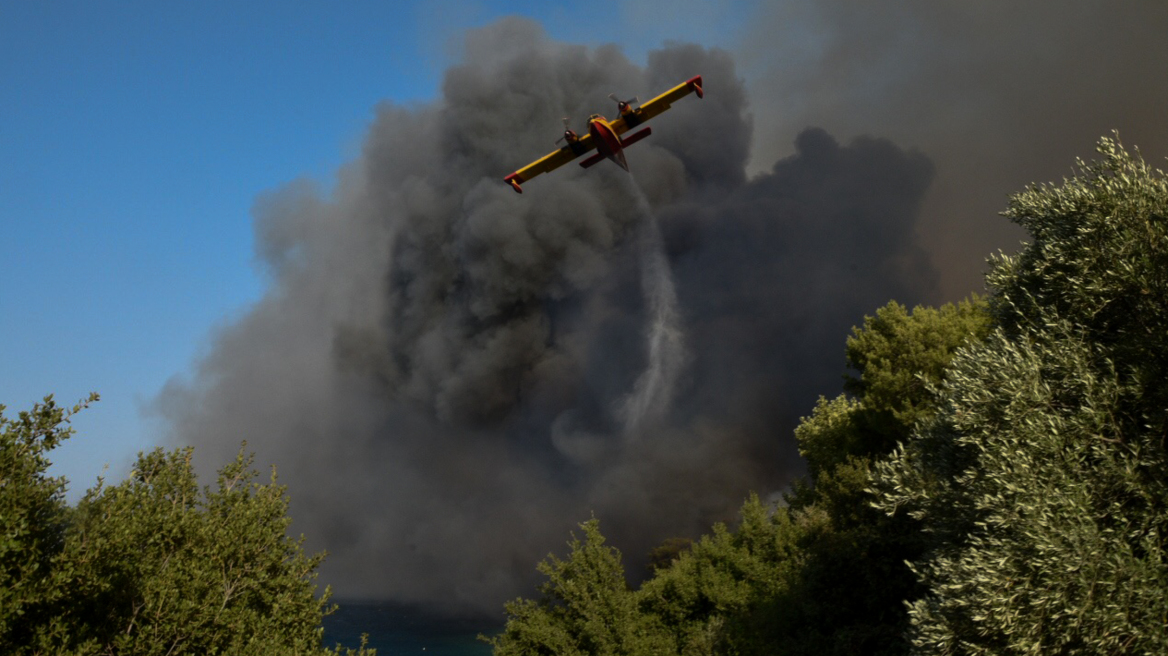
left=157, top=6, right=1168, bottom=612
left=737, top=0, right=1168, bottom=300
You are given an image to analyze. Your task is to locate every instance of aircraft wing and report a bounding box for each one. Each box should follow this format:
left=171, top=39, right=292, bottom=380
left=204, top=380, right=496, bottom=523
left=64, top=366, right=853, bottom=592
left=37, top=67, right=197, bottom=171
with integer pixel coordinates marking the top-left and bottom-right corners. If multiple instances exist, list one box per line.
left=610, top=75, right=704, bottom=136
left=504, top=133, right=596, bottom=193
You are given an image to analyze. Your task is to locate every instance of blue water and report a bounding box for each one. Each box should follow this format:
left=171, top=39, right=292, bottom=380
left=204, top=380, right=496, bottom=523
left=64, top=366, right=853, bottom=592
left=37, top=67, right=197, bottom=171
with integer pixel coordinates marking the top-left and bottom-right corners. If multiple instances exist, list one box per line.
left=322, top=600, right=501, bottom=656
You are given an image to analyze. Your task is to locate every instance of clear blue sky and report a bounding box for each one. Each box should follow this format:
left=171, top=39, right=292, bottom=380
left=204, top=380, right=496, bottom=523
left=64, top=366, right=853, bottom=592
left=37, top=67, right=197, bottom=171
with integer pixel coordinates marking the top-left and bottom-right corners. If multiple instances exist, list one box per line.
left=1, top=1, right=753, bottom=500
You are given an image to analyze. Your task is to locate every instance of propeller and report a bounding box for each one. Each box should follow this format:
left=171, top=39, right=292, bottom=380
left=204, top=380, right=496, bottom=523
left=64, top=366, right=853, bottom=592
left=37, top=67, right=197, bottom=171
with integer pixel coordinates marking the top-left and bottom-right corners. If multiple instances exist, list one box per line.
left=608, top=93, right=639, bottom=109
left=556, top=117, right=576, bottom=144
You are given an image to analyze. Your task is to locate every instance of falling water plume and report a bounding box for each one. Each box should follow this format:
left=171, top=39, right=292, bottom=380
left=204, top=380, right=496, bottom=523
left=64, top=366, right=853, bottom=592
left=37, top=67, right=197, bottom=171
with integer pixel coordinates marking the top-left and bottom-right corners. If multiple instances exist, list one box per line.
left=618, top=180, right=688, bottom=435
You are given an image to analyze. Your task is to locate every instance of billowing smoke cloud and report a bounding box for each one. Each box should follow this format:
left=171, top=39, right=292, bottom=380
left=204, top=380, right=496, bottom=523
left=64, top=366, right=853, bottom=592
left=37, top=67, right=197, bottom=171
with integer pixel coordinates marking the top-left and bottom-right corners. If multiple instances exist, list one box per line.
left=737, top=0, right=1168, bottom=301
left=157, top=18, right=937, bottom=612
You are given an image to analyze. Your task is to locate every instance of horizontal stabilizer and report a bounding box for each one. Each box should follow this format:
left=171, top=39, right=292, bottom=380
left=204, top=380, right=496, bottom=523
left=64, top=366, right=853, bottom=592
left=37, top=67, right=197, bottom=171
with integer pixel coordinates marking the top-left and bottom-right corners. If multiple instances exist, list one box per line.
left=620, top=127, right=652, bottom=147
left=579, top=151, right=606, bottom=169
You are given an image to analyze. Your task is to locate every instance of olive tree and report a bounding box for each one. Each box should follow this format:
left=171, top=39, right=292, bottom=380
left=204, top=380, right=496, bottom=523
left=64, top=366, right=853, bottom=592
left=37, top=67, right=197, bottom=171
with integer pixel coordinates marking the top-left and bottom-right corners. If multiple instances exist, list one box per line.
left=875, top=136, right=1168, bottom=654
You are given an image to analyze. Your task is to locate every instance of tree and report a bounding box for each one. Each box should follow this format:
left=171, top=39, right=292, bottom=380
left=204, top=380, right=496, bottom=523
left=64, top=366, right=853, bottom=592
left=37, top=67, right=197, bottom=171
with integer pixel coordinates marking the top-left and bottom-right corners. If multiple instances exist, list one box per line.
left=796, top=297, right=991, bottom=482
left=0, top=394, right=96, bottom=651
left=875, top=136, right=1168, bottom=654
left=0, top=396, right=373, bottom=656
left=637, top=495, right=818, bottom=656
left=487, top=519, right=671, bottom=656
left=767, top=297, right=990, bottom=656
left=646, top=538, right=693, bottom=574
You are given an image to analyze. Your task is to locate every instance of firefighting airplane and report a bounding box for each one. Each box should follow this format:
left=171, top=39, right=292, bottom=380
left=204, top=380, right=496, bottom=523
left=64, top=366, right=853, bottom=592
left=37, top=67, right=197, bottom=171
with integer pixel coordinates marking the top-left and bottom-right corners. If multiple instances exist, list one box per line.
left=503, top=75, right=703, bottom=193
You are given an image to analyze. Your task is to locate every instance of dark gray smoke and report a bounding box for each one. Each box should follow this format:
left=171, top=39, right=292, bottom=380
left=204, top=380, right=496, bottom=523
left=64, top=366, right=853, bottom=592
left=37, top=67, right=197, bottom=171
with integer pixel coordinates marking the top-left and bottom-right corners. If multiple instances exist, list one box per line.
left=157, top=18, right=938, bottom=611
left=738, top=0, right=1168, bottom=301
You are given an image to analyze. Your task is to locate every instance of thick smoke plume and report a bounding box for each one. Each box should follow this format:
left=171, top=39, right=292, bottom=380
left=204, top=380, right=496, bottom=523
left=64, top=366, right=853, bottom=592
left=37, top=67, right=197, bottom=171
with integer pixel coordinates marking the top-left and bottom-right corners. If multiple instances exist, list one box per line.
left=158, top=18, right=938, bottom=611
left=739, top=0, right=1168, bottom=301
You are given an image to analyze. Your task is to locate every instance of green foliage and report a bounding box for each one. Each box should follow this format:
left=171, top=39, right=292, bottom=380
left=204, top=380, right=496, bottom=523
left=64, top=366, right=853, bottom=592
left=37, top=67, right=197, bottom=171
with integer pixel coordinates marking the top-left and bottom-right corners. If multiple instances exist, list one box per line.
left=487, top=519, right=671, bottom=656
left=0, top=394, right=97, bottom=650
left=845, top=298, right=992, bottom=453
left=790, top=395, right=865, bottom=490
left=752, top=298, right=990, bottom=655
left=0, top=397, right=373, bottom=656
left=797, top=298, right=992, bottom=479
left=55, top=448, right=334, bottom=655
left=487, top=499, right=821, bottom=656
left=989, top=135, right=1168, bottom=356
left=794, top=298, right=989, bottom=495
left=646, top=537, right=693, bottom=573
left=875, top=136, right=1168, bottom=654
left=879, top=327, right=1168, bottom=654
left=639, top=496, right=821, bottom=656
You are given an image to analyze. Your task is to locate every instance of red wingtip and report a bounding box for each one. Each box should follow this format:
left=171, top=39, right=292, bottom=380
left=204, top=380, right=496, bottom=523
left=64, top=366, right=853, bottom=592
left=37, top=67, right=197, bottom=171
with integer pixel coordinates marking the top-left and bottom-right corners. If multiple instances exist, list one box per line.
left=687, top=75, right=704, bottom=99
left=504, top=173, right=523, bottom=193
